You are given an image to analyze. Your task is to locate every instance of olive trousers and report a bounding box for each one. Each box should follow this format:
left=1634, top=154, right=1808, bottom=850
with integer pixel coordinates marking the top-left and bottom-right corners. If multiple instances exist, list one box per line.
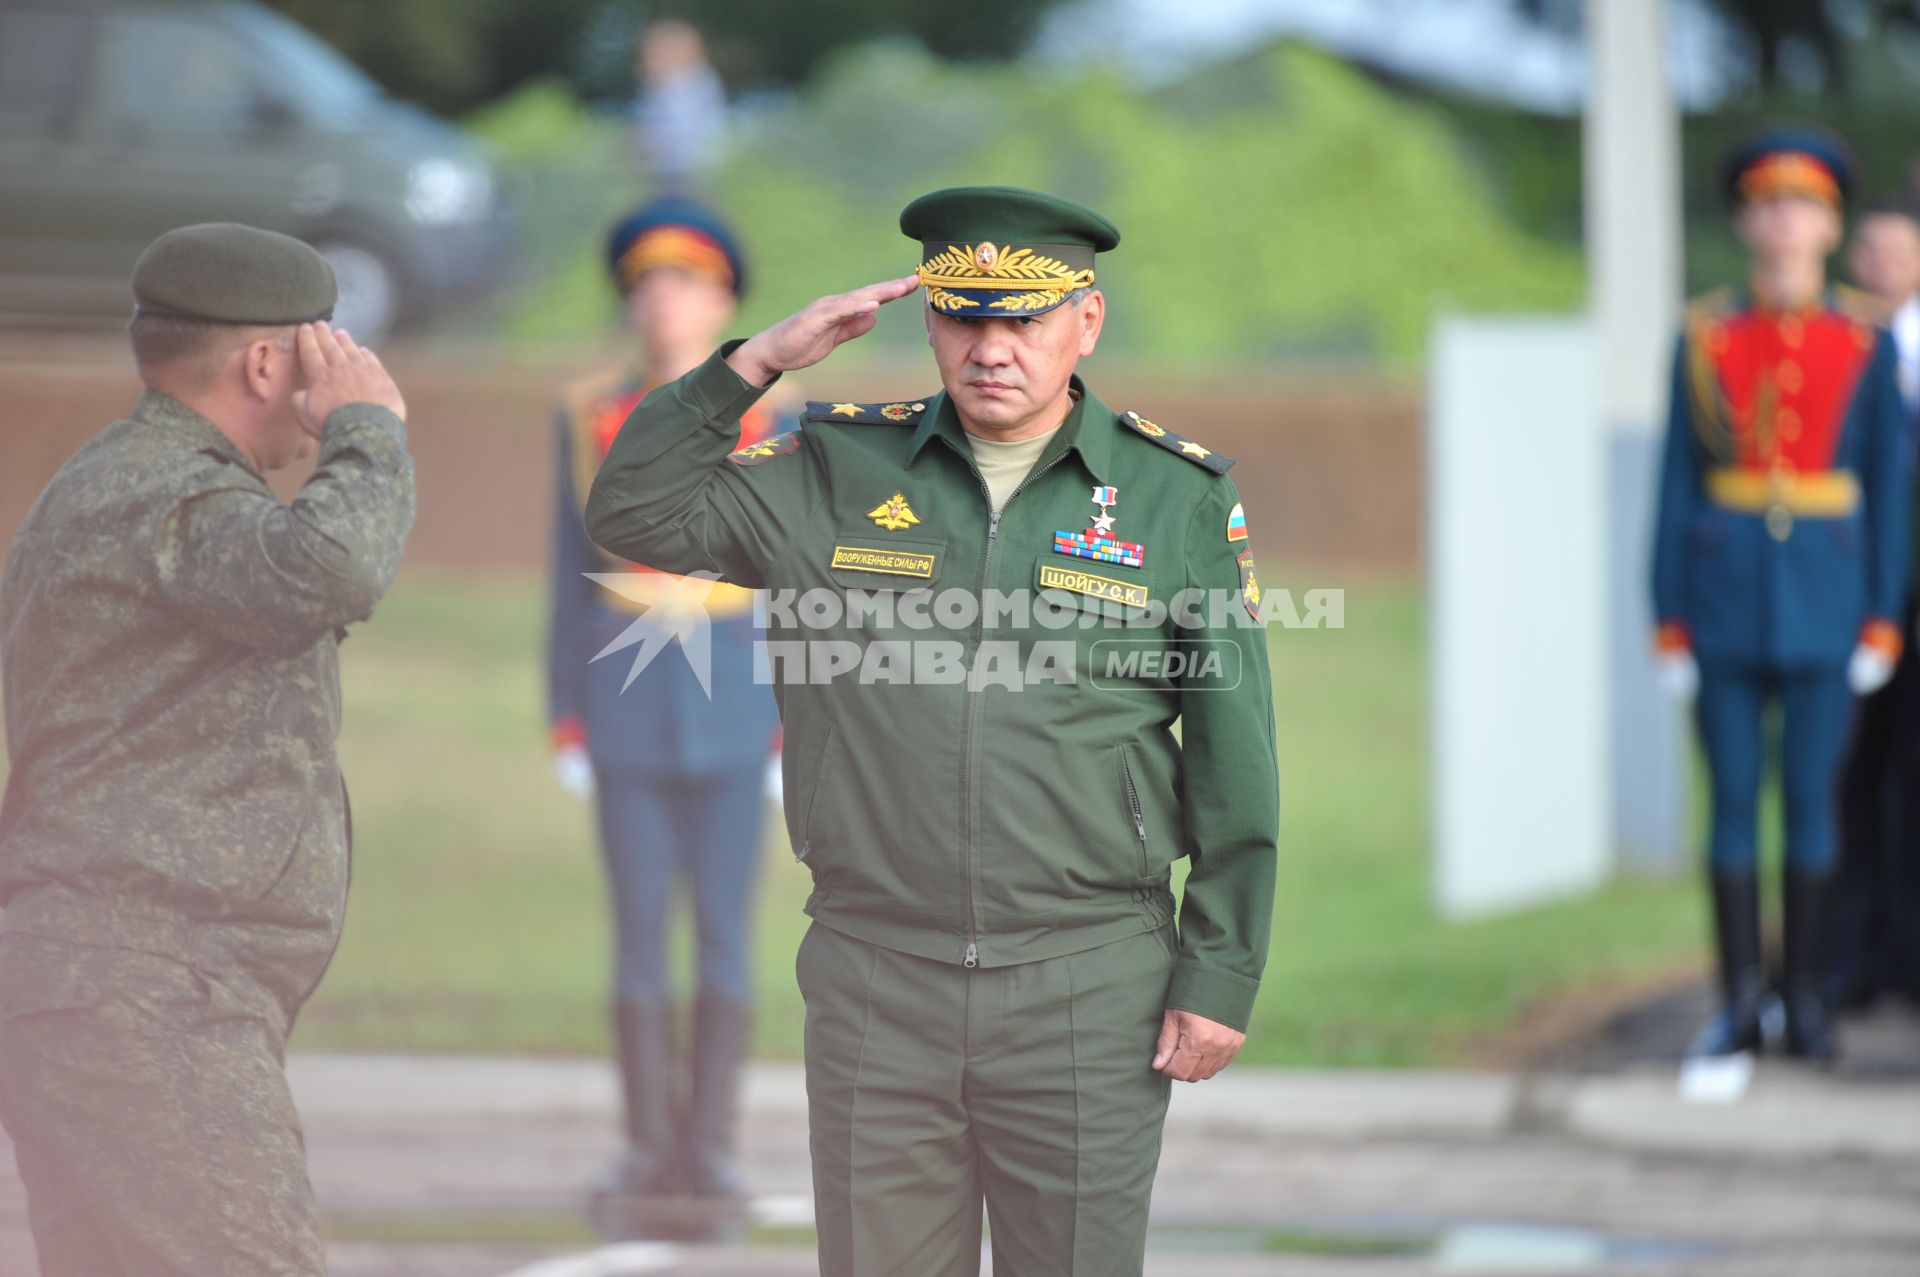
left=0, top=934, right=324, bottom=1277
left=798, top=920, right=1177, bottom=1276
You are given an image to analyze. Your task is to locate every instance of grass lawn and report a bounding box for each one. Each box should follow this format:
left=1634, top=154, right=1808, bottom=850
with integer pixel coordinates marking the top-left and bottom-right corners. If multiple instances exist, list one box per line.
left=281, top=569, right=1706, bottom=1066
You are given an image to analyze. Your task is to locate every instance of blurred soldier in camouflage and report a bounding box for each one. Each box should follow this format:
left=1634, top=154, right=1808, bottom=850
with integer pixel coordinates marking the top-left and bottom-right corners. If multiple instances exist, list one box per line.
left=0, top=223, right=415, bottom=1277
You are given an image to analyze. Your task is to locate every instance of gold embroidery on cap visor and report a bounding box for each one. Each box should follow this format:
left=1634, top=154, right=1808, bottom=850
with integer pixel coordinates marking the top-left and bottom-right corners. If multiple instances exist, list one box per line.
left=918, top=242, right=1097, bottom=314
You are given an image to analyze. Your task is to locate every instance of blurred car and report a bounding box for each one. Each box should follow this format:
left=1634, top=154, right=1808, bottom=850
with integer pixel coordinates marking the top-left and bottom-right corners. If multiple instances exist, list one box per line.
left=0, top=0, right=516, bottom=341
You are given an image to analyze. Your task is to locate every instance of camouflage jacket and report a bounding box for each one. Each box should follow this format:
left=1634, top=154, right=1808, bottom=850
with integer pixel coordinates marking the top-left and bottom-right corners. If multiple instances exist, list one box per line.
left=0, top=391, right=413, bottom=1009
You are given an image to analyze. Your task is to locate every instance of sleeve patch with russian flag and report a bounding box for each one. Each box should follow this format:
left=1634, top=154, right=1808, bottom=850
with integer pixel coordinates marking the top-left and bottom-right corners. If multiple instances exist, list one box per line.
left=1226, top=502, right=1248, bottom=543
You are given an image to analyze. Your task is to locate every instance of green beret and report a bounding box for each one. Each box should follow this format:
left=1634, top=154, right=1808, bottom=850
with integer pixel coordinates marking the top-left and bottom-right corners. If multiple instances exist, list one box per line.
left=131, top=223, right=336, bottom=325
left=901, top=186, right=1120, bottom=317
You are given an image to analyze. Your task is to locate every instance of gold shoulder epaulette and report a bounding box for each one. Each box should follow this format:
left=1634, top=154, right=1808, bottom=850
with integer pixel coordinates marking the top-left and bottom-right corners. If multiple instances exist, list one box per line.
left=1120, top=410, right=1234, bottom=475
left=561, top=366, right=633, bottom=418
left=1833, top=284, right=1891, bottom=327
left=804, top=398, right=935, bottom=426
left=1685, top=288, right=1736, bottom=324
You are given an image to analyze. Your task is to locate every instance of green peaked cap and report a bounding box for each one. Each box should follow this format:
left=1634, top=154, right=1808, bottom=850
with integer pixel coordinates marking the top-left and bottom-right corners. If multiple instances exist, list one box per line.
left=900, top=185, right=1120, bottom=317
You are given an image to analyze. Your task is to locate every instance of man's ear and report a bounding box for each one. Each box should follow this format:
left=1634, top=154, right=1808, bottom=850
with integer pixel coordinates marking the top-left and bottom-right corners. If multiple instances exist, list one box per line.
left=1077, top=290, right=1105, bottom=357
left=923, top=301, right=935, bottom=346
left=240, top=336, right=280, bottom=404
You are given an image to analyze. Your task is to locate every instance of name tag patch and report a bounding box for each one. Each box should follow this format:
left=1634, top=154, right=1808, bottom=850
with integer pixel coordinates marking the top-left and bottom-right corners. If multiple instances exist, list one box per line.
left=1037, top=563, right=1149, bottom=608
left=830, top=546, right=937, bottom=579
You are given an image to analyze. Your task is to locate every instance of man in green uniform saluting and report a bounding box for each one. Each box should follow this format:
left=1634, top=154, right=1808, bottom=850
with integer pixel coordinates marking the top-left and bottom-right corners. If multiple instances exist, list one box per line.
left=0, top=223, right=414, bottom=1276
left=585, top=186, right=1278, bottom=1274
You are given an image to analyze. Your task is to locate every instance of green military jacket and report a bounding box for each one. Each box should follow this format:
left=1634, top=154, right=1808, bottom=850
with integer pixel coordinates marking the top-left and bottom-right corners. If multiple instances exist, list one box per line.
left=586, top=347, right=1278, bottom=1030
left=0, top=391, right=414, bottom=1019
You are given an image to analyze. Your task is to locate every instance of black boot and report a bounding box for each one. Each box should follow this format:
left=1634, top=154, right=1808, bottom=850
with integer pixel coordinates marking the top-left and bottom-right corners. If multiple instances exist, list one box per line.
left=681, top=994, right=751, bottom=1199
left=594, top=1000, right=679, bottom=1202
left=1692, top=870, right=1766, bottom=1057
left=1783, top=868, right=1840, bottom=1064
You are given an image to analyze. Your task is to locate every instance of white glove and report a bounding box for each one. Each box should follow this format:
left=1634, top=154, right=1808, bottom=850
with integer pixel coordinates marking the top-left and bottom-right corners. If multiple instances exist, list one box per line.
left=763, top=753, right=784, bottom=807
left=552, top=744, right=596, bottom=800
left=1848, top=643, right=1896, bottom=696
left=1657, top=649, right=1699, bottom=700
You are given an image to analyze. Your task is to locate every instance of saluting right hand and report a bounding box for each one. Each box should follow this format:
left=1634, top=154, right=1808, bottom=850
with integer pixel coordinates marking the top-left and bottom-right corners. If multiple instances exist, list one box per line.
left=294, top=321, right=408, bottom=437
left=725, top=275, right=923, bottom=387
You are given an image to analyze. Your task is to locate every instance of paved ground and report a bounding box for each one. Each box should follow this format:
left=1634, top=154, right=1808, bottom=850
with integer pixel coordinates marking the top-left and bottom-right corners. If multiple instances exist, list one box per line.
left=4, top=998, right=1918, bottom=1277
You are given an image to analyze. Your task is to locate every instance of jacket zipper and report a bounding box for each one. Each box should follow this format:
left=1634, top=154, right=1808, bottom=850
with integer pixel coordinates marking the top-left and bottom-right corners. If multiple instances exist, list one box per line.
left=958, top=451, right=1066, bottom=970
left=1120, top=750, right=1149, bottom=871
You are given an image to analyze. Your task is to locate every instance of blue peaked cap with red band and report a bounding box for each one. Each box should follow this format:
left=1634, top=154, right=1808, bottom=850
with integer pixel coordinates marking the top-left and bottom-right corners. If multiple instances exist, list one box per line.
left=605, top=196, right=748, bottom=298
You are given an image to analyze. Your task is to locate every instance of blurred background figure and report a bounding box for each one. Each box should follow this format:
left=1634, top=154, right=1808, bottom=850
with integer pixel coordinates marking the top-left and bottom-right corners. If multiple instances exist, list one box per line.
left=1833, top=196, right=1920, bottom=1014
left=1651, top=128, right=1911, bottom=1068
left=631, top=20, right=728, bottom=192
left=545, top=197, right=782, bottom=1231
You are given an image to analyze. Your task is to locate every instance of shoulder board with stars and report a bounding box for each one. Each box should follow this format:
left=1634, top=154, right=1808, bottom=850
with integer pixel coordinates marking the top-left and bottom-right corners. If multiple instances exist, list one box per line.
left=1119, top=410, right=1234, bottom=474
left=803, top=398, right=935, bottom=426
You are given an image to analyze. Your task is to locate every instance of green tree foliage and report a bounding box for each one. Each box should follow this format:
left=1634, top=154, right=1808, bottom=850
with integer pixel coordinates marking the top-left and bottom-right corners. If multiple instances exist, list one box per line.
left=262, top=0, right=597, bottom=114
left=1417, top=34, right=1920, bottom=298
left=472, top=43, right=1583, bottom=363
left=1696, top=0, right=1920, bottom=94
left=643, top=0, right=1070, bottom=87
left=261, top=0, right=1071, bottom=114
left=1516, top=0, right=1920, bottom=95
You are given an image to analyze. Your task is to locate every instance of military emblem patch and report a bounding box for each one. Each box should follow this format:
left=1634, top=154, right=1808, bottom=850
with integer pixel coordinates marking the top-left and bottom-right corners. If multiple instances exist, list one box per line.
left=1226, top=502, right=1248, bottom=543
left=867, top=492, right=922, bottom=531
left=728, top=432, right=800, bottom=465
left=1237, top=548, right=1261, bottom=621
left=880, top=403, right=915, bottom=421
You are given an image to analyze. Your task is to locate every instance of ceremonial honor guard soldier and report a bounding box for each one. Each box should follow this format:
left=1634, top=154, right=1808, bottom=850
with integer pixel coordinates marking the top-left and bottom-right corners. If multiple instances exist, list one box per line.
left=1651, top=130, right=1912, bottom=1064
left=584, top=186, right=1278, bottom=1274
left=546, top=197, right=782, bottom=1219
